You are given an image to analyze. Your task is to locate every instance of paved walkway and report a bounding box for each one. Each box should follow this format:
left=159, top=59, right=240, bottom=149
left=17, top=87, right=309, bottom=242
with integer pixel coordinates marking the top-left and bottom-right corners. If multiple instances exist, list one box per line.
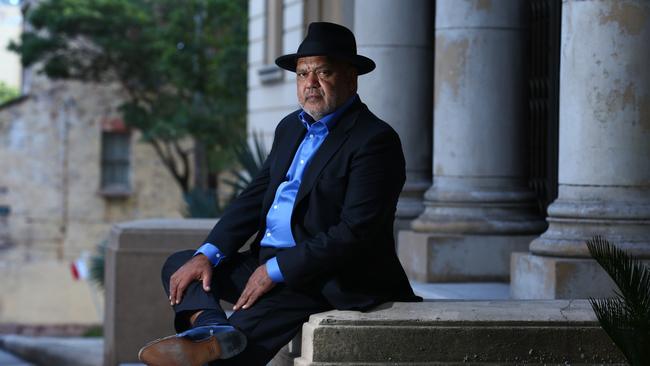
left=0, top=348, right=33, bottom=366
left=0, top=335, right=102, bottom=366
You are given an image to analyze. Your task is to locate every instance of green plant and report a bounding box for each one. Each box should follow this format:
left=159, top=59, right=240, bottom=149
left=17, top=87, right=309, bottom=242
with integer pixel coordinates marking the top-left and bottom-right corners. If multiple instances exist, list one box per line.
left=183, top=132, right=268, bottom=217
left=89, top=240, right=107, bottom=288
left=10, top=0, right=248, bottom=193
left=183, top=187, right=223, bottom=218
left=223, top=132, right=268, bottom=197
left=586, top=235, right=650, bottom=365
left=82, top=325, right=103, bottom=337
left=0, top=81, right=19, bottom=104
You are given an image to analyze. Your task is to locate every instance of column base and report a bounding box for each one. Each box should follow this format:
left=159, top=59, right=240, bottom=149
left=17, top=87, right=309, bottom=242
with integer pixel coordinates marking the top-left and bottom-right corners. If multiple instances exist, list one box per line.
left=398, top=230, right=533, bottom=282
left=509, top=252, right=638, bottom=299
left=529, top=189, right=650, bottom=257
left=394, top=180, right=428, bottom=241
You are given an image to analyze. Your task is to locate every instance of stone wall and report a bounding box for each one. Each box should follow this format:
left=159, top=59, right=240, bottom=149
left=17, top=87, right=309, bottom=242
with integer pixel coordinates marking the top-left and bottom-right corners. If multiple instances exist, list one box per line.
left=0, top=75, right=184, bottom=324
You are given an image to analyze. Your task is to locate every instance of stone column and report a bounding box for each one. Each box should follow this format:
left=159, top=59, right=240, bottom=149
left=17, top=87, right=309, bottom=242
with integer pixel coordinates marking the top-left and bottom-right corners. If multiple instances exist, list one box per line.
left=511, top=0, right=650, bottom=299
left=354, top=0, right=434, bottom=233
left=398, top=0, right=546, bottom=282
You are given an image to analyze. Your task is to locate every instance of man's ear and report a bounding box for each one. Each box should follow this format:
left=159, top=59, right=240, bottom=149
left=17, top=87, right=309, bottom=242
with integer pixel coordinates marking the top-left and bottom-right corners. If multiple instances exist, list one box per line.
left=347, top=66, right=358, bottom=93
left=350, top=75, right=358, bottom=93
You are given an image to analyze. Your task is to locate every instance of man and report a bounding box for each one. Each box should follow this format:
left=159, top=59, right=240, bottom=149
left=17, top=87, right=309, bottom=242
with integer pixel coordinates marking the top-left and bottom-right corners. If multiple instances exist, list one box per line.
left=138, top=22, right=420, bottom=366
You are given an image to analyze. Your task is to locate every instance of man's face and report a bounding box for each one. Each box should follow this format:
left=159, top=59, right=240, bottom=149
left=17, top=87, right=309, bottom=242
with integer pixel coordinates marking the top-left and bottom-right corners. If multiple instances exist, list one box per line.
left=296, top=56, right=357, bottom=121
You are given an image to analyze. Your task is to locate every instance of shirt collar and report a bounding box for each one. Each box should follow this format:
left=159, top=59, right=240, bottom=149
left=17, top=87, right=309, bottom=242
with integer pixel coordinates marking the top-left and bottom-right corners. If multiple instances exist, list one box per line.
left=299, top=94, right=358, bottom=131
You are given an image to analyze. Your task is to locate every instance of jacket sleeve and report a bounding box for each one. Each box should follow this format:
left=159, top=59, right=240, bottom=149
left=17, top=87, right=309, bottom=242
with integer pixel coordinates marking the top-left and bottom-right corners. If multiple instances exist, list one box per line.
left=275, top=128, right=406, bottom=287
left=201, top=126, right=281, bottom=257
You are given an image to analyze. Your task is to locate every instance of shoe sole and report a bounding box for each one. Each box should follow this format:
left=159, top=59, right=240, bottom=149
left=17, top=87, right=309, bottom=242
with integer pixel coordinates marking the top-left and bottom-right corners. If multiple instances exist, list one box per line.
left=213, top=328, right=247, bottom=359
left=138, top=329, right=246, bottom=366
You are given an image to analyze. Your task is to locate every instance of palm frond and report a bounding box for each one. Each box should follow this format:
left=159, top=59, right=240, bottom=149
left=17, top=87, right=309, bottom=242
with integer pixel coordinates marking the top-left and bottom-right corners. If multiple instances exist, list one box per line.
left=224, top=131, right=268, bottom=197
left=252, top=131, right=268, bottom=169
left=228, top=170, right=253, bottom=186
left=89, top=240, right=107, bottom=288
left=586, top=236, right=650, bottom=318
left=183, top=188, right=223, bottom=218
left=221, top=178, right=249, bottom=194
left=587, top=235, right=650, bottom=365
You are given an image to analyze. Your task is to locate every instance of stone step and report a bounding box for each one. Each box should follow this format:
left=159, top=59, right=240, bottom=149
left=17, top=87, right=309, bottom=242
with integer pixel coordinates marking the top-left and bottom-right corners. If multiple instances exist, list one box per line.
left=295, top=300, right=626, bottom=365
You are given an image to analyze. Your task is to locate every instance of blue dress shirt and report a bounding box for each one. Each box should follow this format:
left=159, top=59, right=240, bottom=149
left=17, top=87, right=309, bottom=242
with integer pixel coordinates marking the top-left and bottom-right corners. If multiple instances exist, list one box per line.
left=196, top=94, right=358, bottom=282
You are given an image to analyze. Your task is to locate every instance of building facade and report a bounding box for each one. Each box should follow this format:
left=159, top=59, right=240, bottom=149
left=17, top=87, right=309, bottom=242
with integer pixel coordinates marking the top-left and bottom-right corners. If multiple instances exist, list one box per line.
left=248, top=0, right=650, bottom=299
left=0, top=68, right=184, bottom=325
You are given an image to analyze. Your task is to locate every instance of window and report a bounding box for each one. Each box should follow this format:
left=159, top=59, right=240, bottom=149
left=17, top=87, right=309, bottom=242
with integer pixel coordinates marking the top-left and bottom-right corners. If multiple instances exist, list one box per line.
left=100, top=132, right=131, bottom=197
left=265, top=0, right=283, bottom=64
left=258, top=0, right=284, bottom=84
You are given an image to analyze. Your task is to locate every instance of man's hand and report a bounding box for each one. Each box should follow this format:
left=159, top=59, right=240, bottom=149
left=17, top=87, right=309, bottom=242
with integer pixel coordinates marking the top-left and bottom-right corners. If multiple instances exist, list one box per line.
left=169, top=254, right=212, bottom=306
left=233, top=264, right=276, bottom=311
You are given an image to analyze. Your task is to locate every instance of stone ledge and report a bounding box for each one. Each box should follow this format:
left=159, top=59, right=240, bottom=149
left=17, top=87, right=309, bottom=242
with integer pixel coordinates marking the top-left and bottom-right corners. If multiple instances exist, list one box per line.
left=104, top=218, right=284, bottom=366
left=104, top=219, right=216, bottom=366
left=296, top=301, right=625, bottom=365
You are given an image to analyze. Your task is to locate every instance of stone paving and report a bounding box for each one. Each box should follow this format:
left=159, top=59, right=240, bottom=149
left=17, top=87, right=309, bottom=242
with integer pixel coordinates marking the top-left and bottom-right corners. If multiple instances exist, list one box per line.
left=0, top=335, right=103, bottom=366
left=0, top=348, right=34, bottom=366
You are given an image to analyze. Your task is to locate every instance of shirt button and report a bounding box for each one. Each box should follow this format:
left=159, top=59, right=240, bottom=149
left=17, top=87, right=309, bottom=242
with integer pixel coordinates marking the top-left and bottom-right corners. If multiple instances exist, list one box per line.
left=273, top=205, right=278, bottom=209
left=266, top=232, right=271, bottom=237
left=309, top=134, right=314, bottom=139
left=300, top=159, right=304, bottom=164
left=216, top=253, right=221, bottom=258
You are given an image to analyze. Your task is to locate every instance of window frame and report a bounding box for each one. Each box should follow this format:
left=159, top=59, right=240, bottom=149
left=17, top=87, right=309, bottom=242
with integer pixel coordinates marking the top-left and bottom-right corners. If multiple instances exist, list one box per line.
left=99, top=130, right=132, bottom=198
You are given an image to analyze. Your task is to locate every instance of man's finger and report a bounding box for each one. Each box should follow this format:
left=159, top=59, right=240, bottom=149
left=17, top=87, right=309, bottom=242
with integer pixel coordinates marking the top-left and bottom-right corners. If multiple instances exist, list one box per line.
left=169, top=278, right=178, bottom=306
left=233, top=297, right=243, bottom=311
left=234, top=288, right=251, bottom=311
left=242, top=290, right=260, bottom=309
left=201, top=270, right=211, bottom=292
left=234, top=293, right=247, bottom=310
left=174, top=278, right=189, bottom=305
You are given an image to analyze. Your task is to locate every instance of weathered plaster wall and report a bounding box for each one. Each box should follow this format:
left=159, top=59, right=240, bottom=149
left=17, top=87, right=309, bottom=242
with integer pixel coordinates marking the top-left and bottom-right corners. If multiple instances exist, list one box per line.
left=0, top=75, right=184, bottom=324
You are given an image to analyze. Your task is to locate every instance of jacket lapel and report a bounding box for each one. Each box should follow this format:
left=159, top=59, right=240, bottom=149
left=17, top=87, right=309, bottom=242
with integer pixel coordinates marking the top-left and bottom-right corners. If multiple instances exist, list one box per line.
left=293, top=103, right=362, bottom=207
left=263, top=115, right=306, bottom=213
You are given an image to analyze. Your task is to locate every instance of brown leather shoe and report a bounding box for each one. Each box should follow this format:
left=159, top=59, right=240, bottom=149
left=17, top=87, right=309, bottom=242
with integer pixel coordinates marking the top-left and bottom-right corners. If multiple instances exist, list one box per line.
left=138, top=325, right=247, bottom=366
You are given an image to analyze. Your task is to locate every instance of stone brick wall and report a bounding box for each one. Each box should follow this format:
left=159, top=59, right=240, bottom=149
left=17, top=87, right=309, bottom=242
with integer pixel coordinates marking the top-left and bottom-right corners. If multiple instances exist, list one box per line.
left=0, top=74, right=184, bottom=324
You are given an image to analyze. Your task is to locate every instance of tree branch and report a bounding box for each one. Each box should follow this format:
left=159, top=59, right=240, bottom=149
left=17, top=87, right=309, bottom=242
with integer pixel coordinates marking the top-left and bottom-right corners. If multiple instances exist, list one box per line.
left=172, top=140, right=190, bottom=184
left=149, top=138, right=188, bottom=192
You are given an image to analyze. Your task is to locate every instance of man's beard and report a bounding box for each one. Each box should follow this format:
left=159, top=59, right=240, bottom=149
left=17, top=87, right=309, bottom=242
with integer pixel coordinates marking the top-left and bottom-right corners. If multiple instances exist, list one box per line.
left=299, top=88, right=337, bottom=121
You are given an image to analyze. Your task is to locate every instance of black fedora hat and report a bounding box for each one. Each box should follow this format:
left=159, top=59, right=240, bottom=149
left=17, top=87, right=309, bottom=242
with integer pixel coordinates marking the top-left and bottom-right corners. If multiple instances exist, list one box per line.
left=275, top=22, right=375, bottom=75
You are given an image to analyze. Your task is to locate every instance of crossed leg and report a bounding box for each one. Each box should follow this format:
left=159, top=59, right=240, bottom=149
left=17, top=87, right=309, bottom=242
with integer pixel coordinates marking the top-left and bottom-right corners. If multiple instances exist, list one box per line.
left=159, top=250, right=332, bottom=366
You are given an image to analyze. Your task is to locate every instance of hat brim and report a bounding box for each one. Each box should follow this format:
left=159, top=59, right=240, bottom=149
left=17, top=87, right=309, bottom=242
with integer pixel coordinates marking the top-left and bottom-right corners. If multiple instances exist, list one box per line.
left=275, top=53, right=376, bottom=75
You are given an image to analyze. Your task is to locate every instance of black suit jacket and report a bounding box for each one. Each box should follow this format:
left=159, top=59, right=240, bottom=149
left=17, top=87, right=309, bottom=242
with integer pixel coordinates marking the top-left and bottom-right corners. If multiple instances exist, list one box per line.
left=203, top=98, right=420, bottom=310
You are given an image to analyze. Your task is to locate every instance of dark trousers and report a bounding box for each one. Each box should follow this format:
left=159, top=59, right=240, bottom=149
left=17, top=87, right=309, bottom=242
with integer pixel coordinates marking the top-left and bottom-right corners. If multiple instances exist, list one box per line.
left=161, top=250, right=332, bottom=366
